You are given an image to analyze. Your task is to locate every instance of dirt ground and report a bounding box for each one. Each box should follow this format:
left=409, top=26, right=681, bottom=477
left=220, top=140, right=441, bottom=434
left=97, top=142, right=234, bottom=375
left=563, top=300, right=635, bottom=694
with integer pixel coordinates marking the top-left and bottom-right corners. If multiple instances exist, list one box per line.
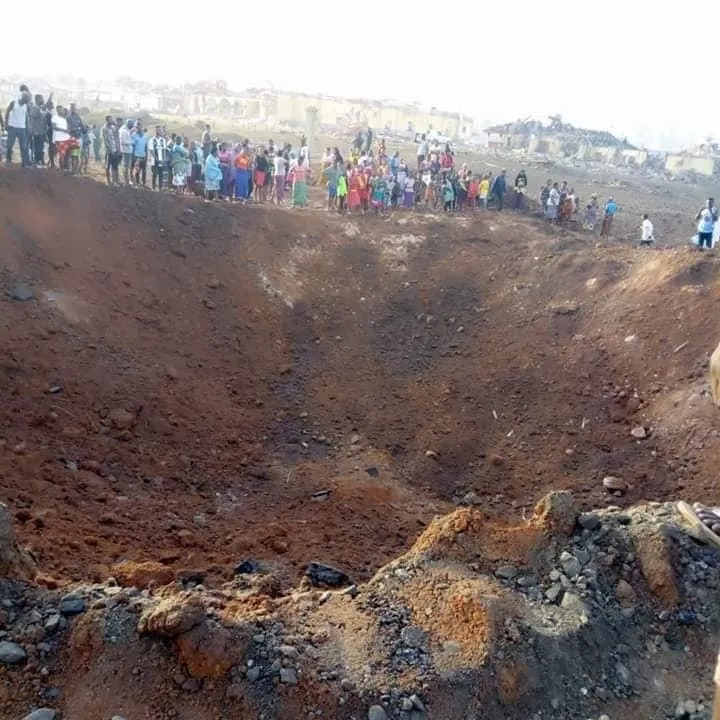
left=2, top=160, right=720, bottom=719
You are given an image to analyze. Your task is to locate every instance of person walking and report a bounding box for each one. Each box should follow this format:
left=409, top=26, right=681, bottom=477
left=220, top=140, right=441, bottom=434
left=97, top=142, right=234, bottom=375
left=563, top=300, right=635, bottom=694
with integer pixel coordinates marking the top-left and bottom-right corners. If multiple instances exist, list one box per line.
left=490, top=170, right=507, bottom=211
left=514, top=169, right=528, bottom=209
left=640, top=214, right=655, bottom=246
left=600, top=197, right=618, bottom=236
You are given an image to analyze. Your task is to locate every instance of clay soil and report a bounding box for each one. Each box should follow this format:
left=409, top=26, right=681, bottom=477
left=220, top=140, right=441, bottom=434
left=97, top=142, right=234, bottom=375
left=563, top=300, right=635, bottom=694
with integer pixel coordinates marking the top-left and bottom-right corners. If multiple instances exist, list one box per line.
left=2, top=166, right=720, bottom=590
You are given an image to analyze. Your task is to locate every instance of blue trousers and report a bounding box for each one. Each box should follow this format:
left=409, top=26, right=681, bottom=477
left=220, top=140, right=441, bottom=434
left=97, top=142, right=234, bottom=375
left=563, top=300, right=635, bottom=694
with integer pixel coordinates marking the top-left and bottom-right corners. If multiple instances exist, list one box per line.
left=6, top=127, right=30, bottom=167
left=235, top=169, right=249, bottom=199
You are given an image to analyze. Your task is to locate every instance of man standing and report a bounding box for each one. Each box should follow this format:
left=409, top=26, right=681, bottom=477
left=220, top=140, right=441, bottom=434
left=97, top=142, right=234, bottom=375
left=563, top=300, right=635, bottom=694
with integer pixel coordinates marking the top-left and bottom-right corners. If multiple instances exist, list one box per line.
left=491, top=170, right=507, bottom=211
left=132, top=124, right=148, bottom=186
left=600, top=197, right=618, bottom=236
left=101, top=115, right=122, bottom=185
left=119, top=119, right=135, bottom=184
left=67, top=103, right=85, bottom=175
left=148, top=126, right=167, bottom=191
left=5, top=84, right=32, bottom=167
left=28, top=95, right=47, bottom=166
left=416, top=133, right=428, bottom=172
left=201, top=124, right=212, bottom=158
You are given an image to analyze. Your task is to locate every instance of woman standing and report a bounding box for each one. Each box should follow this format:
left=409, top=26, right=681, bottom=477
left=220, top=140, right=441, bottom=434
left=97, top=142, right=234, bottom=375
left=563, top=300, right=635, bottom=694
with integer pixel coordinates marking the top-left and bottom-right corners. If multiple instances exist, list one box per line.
left=234, top=148, right=251, bottom=202
left=171, top=139, right=190, bottom=193
left=348, top=165, right=361, bottom=213
left=273, top=150, right=286, bottom=205
left=403, top=174, right=415, bottom=208
left=254, top=148, right=270, bottom=203
left=204, top=145, right=222, bottom=201
left=289, top=155, right=310, bottom=208
left=217, top=143, right=232, bottom=199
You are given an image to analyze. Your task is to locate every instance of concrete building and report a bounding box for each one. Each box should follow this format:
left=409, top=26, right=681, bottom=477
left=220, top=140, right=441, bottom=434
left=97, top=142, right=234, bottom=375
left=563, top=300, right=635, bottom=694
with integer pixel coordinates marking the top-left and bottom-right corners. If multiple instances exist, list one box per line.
left=665, top=154, right=719, bottom=177
left=180, top=89, right=473, bottom=137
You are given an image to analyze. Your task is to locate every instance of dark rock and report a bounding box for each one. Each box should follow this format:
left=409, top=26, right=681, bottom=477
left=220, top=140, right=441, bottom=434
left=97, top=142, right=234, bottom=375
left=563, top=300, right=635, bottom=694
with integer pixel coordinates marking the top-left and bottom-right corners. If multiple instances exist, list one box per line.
left=578, top=514, right=601, bottom=531
left=59, top=595, right=86, bottom=615
left=280, top=667, right=298, bottom=684
left=0, top=641, right=26, bottom=664
left=305, top=562, right=351, bottom=588
left=494, top=564, right=518, bottom=580
left=234, top=559, right=261, bottom=575
left=7, top=283, right=34, bottom=302
left=246, top=666, right=261, bottom=682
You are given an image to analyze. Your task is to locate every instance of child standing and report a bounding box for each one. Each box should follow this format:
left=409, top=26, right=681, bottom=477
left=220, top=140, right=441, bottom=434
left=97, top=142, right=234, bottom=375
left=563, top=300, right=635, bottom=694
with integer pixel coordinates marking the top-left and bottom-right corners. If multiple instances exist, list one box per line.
left=337, top=169, right=348, bottom=213
left=478, top=174, right=490, bottom=210
left=442, top=178, right=455, bottom=212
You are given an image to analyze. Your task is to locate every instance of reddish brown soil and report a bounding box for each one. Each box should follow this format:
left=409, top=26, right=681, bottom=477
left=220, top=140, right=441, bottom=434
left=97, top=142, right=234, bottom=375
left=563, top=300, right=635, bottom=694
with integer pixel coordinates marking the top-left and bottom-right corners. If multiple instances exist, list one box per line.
left=2, top=167, right=720, bottom=592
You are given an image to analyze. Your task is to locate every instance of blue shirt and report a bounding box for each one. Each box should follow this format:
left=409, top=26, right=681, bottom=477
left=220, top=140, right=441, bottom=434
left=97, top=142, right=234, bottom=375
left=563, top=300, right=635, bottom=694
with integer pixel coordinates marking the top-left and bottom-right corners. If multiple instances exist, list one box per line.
left=604, top=201, right=618, bottom=216
left=132, top=133, right=148, bottom=158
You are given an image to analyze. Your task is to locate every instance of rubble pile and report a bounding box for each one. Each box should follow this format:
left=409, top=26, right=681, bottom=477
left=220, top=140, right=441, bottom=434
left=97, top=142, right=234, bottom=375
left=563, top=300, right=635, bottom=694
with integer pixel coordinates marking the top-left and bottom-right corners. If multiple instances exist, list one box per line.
left=1, top=492, right=719, bottom=719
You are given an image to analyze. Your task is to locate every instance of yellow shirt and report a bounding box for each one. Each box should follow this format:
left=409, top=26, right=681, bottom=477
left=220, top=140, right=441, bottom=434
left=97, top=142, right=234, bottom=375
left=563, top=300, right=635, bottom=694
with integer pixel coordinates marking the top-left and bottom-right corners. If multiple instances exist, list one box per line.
left=479, top=179, right=490, bottom=198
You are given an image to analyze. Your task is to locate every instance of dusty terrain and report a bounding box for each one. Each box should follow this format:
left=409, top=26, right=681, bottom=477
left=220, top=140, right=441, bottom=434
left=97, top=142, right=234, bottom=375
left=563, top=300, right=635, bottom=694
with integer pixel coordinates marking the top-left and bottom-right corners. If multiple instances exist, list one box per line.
left=2, top=166, right=720, bottom=719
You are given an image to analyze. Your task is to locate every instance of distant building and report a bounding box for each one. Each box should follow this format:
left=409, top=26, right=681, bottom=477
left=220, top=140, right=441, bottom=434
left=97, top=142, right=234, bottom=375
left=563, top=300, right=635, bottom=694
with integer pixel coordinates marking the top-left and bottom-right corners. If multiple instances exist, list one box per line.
left=484, top=117, right=639, bottom=164
left=664, top=154, right=719, bottom=178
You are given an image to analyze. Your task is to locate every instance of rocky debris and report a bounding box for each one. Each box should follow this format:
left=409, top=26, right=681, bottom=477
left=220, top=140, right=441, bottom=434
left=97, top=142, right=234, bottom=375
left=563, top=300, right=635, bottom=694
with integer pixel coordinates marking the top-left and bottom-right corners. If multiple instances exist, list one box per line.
left=0, top=641, right=27, bottom=664
left=113, top=560, right=175, bottom=589
left=630, top=524, right=679, bottom=608
left=138, top=596, right=205, bottom=638
left=280, top=667, right=298, bottom=684
left=533, top=490, right=579, bottom=535
left=176, top=622, right=243, bottom=679
left=0, top=494, right=718, bottom=720
left=494, top=564, right=518, bottom=580
left=602, top=476, right=628, bottom=493
left=58, top=594, right=86, bottom=616
left=235, top=558, right=261, bottom=575
left=368, top=705, right=388, bottom=720
left=21, top=710, right=57, bottom=720
left=0, top=503, right=37, bottom=580
left=630, top=426, right=647, bottom=439
left=305, top=562, right=351, bottom=588
left=107, top=407, right=136, bottom=430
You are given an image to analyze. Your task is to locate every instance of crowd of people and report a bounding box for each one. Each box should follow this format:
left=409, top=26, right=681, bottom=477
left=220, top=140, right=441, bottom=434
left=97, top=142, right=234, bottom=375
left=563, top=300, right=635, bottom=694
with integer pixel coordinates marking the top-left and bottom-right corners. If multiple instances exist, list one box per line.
left=3, top=83, right=719, bottom=250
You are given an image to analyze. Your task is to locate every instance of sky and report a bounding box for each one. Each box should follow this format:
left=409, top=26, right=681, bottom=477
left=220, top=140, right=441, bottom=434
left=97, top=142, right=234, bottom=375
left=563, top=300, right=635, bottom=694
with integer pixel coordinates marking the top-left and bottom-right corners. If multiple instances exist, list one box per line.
left=4, top=0, right=715, bottom=149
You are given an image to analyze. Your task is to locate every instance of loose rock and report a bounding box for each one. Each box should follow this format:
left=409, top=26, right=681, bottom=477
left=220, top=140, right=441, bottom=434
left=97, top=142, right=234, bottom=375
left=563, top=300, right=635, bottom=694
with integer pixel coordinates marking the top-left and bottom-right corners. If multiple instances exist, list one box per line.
left=21, top=710, right=57, bottom=720
left=59, top=594, right=86, bottom=615
left=494, top=564, right=518, bottom=580
left=280, top=667, right=298, bottom=684
left=305, top=562, right=350, bottom=588
left=0, top=641, right=27, bottom=664
left=368, top=706, right=388, bottom=720
left=602, top=476, right=627, bottom=492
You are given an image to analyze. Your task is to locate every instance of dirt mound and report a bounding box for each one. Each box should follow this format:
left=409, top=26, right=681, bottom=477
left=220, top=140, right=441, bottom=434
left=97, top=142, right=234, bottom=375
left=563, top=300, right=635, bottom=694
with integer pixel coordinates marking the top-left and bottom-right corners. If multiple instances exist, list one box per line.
left=3, top=167, right=720, bottom=718
left=1, top=492, right=719, bottom=720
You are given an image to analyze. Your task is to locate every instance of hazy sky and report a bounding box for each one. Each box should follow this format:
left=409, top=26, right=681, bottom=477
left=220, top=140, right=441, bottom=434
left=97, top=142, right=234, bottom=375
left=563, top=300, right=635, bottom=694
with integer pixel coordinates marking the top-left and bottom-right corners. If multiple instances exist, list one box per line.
left=4, top=0, right=714, bottom=148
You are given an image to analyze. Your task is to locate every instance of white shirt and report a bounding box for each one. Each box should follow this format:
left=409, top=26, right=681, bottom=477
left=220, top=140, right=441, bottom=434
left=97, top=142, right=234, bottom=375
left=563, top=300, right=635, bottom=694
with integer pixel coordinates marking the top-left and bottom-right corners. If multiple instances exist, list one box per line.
left=148, top=136, right=167, bottom=164
left=273, top=155, right=286, bottom=176
left=52, top=115, right=69, bottom=143
left=8, top=95, right=28, bottom=129
left=300, top=145, right=310, bottom=165
left=548, top=188, right=560, bottom=207
left=119, top=126, right=134, bottom=154
left=641, top=218, right=654, bottom=242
